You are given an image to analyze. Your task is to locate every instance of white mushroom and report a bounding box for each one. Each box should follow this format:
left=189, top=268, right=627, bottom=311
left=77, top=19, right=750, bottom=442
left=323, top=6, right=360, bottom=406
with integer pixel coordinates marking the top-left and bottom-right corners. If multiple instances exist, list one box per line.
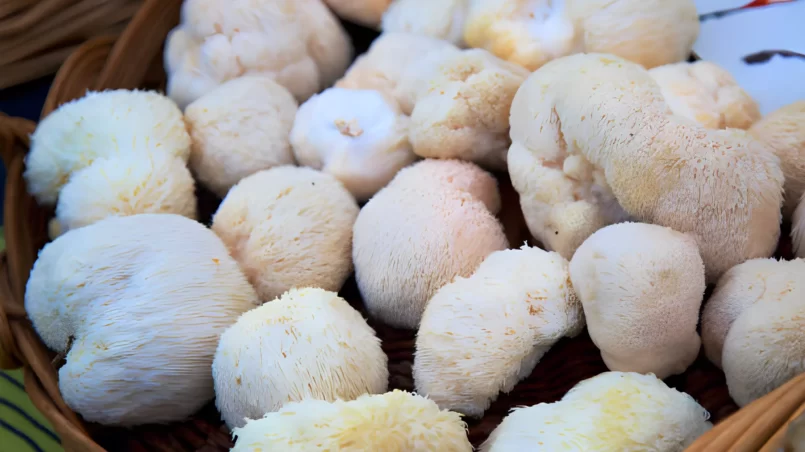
left=382, top=0, right=470, bottom=46
left=231, top=390, right=472, bottom=451
left=24, top=214, right=259, bottom=426
left=211, top=166, right=359, bottom=301
left=569, top=222, right=705, bottom=379
left=481, top=372, right=712, bottom=451
left=701, top=258, right=805, bottom=407
left=414, top=245, right=584, bottom=417
left=213, top=288, right=388, bottom=429
left=184, top=75, right=298, bottom=197
left=290, top=87, right=417, bottom=201
left=353, top=159, right=508, bottom=329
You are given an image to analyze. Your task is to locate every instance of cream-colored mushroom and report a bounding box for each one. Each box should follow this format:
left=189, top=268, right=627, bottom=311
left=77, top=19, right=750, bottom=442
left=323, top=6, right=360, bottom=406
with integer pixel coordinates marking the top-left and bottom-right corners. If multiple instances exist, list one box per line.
left=213, top=288, right=388, bottom=429
left=382, top=0, right=469, bottom=46
left=212, top=166, right=359, bottom=301
left=353, top=159, right=508, bottom=329
left=649, top=60, right=760, bottom=130
left=748, top=101, right=805, bottom=219
left=184, top=75, right=298, bottom=197
left=409, top=48, right=530, bottom=170
left=464, top=0, right=699, bottom=71
left=290, top=87, right=416, bottom=201
left=701, top=258, right=805, bottom=406
left=509, top=53, right=784, bottom=282
left=569, top=222, right=705, bottom=379
left=414, top=245, right=583, bottom=417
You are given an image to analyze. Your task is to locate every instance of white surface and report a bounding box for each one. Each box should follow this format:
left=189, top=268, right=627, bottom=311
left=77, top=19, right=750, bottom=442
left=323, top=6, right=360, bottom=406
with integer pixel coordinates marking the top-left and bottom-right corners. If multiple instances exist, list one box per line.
left=693, top=1, right=805, bottom=115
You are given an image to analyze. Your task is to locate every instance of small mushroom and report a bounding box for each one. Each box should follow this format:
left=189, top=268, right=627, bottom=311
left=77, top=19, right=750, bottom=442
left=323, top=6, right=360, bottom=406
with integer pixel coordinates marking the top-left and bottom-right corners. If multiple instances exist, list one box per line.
left=212, top=166, right=359, bottom=301
left=569, top=222, right=705, bottom=379
left=184, top=75, right=298, bottom=197
left=231, top=390, right=472, bottom=451
left=213, top=288, right=389, bottom=429
left=701, top=258, right=805, bottom=406
left=290, top=87, right=417, bottom=201
left=353, top=159, right=508, bottom=329
left=414, top=245, right=584, bottom=417
left=382, top=0, right=470, bottom=46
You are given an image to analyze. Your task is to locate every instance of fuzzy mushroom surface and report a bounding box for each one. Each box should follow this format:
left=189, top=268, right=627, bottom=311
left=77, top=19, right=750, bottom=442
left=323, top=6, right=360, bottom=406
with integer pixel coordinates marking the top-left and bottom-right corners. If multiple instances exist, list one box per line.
left=649, top=61, right=760, bottom=130
left=231, top=390, right=472, bottom=451
left=353, top=159, right=508, bottom=329
left=414, top=245, right=583, bottom=417
left=463, top=0, right=699, bottom=71
left=213, top=288, right=388, bottom=429
left=290, top=87, right=416, bottom=201
left=212, top=166, right=359, bottom=302
left=382, top=0, right=469, bottom=46
left=509, top=53, right=784, bottom=282
left=184, top=75, right=298, bottom=197
left=165, top=0, right=352, bottom=109
left=409, top=48, right=530, bottom=170
left=702, top=258, right=805, bottom=407
left=25, top=89, right=191, bottom=205
left=748, top=101, right=805, bottom=219
left=336, top=32, right=461, bottom=115
left=24, top=214, right=259, bottom=426
left=569, top=222, right=705, bottom=379
left=481, top=372, right=712, bottom=451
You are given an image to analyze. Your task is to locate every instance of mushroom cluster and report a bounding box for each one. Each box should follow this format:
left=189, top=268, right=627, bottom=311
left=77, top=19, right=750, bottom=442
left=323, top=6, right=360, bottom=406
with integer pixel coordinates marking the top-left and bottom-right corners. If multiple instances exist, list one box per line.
left=21, top=0, right=805, bottom=449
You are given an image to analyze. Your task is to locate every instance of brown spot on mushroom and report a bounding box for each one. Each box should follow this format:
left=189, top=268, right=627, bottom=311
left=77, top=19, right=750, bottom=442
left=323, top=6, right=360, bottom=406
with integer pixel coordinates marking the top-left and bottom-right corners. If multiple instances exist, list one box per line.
left=236, top=377, right=241, bottom=385
left=334, top=118, right=363, bottom=137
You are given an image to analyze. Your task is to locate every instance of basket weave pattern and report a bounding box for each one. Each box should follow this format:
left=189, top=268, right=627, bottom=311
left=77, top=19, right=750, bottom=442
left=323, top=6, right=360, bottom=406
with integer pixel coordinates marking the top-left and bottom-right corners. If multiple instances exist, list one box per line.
left=1, top=0, right=804, bottom=450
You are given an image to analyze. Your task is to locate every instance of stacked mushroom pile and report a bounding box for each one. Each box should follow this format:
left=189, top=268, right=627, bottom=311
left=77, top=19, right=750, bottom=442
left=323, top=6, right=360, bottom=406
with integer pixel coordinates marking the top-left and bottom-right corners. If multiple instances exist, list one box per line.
left=20, top=0, right=805, bottom=450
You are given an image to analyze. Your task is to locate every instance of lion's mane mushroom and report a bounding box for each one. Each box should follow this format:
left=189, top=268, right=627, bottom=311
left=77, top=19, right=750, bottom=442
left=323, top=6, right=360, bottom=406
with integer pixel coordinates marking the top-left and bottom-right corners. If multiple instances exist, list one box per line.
left=409, top=48, right=530, bottom=170
left=213, top=288, right=388, bottom=429
left=336, top=32, right=461, bottom=115
left=414, top=245, right=583, bottom=417
left=353, top=159, right=508, bottom=329
left=184, top=75, right=298, bottom=197
left=569, top=222, right=705, bottom=379
left=748, top=101, right=805, bottom=219
left=165, top=0, right=352, bottom=109
left=24, top=214, right=259, bottom=426
left=382, top=0, right=470, bottom=46
left=649, top=61, right=761, bottom=130
left=324, top=0, right=394, bottom=28
left=290, top=87, right=417, bottom=201
left=231, top=390, right=472, bottom=451
left=211, top=166, right=359, bottom=302
left=481, top=372, right=712, bottom=451
left=464, top=0, right=699, bottom=71
left=509, top=53, right=784, bottom=282
left=702, top=258, right=805, bottom=407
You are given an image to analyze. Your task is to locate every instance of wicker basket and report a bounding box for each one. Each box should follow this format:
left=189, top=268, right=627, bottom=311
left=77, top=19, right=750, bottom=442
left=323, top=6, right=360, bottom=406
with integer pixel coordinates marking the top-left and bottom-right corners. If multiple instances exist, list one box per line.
left=1, top=0, right=804, bottom=450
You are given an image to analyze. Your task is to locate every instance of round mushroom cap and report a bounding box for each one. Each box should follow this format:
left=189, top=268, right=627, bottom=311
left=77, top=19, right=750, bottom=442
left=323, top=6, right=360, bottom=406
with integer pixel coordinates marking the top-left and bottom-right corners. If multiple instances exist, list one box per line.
left=211, top=166, right=359, bottom=302
left=185, top=76, right=298, bottom=197
left=25, top=89, right=191, bottom=205
left=381, top=0, right=469, bottom=46
left=569, top=222, right=705, bottom=379
left=480, top=372, right=711, bottom=452
left=336, top=32, right=460, bottom=114
left=55, top=152, right=197, bottom=235
left=415, top=246, right=583, bottom=417
left=324, top=0, right=394, bottom=28
left=24, top=214, right=259, bottom=426
left=168, top=0, right=352, bottom=108
left=213, top=288, right=389, bottom=429
left=509, top=53, right=784, bottom=283
left=353, top=159, right=508, bottom=329
left=231, top=390, right=472, bottom=451
left=409, top=48, right=530, bottom=171
left=749, top=101, right=805, bottom=219
left=701, top=258, right=805, bottom=407
left=650, top=61, right=760, bottom=130
left=464, top=0, right=698, bottom=71
left=290, top=87, right=416, bottom=201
